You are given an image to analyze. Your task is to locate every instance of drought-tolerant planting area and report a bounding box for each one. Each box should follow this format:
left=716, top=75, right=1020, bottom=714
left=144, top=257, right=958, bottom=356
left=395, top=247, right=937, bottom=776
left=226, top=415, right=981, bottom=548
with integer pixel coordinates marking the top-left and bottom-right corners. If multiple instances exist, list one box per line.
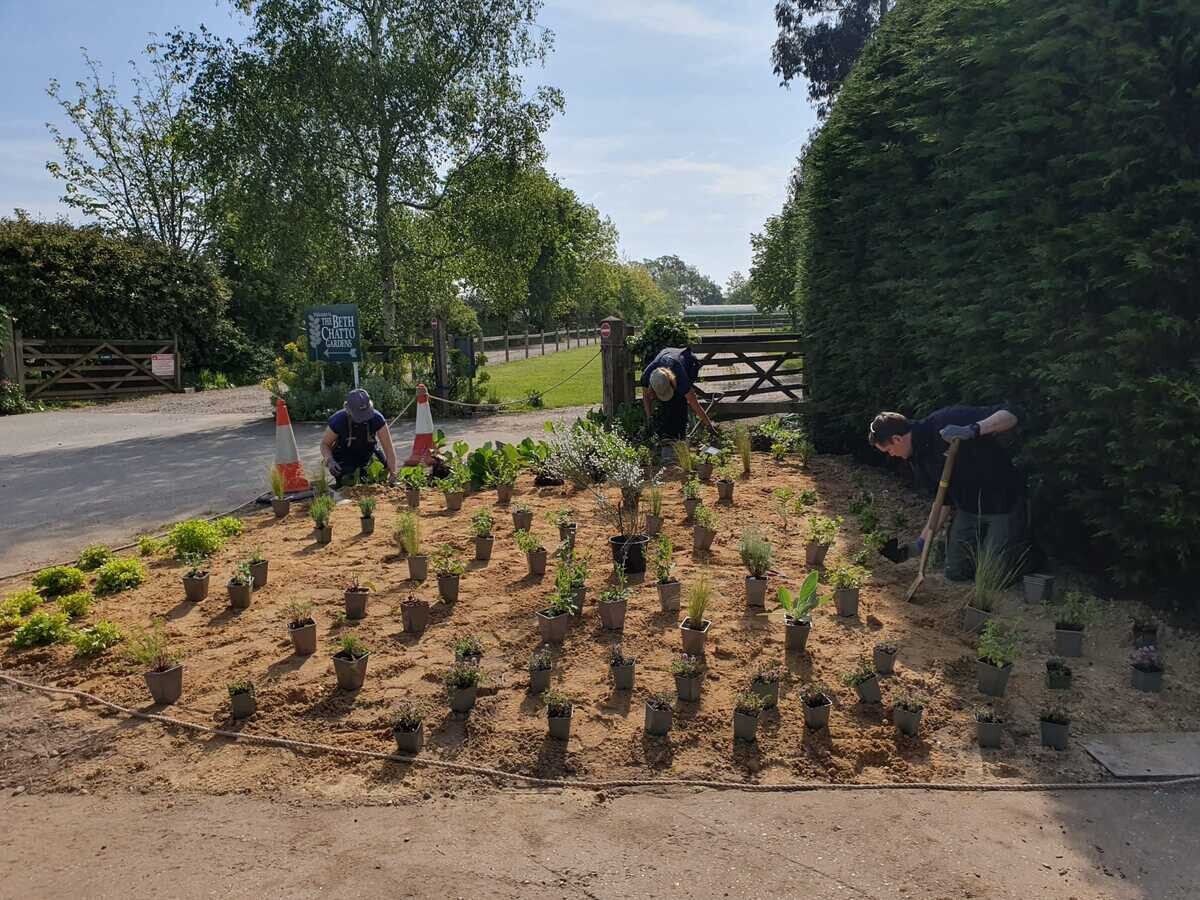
left=2, top=420, right=1197, bottom=801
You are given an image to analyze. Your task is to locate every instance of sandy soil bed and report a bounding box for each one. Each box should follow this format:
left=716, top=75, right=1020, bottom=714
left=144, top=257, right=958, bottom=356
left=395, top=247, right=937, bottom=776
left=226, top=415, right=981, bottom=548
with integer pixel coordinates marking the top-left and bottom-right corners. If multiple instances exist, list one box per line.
left=3, top=453, right=1198, bottom=802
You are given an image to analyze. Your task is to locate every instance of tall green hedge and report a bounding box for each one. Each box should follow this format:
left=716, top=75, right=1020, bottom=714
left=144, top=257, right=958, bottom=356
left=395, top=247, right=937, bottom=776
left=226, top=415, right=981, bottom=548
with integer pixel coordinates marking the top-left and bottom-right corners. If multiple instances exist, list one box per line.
left=0, top=218, right=265, bottom=379
left=798, top=0, right=1200, bottom=584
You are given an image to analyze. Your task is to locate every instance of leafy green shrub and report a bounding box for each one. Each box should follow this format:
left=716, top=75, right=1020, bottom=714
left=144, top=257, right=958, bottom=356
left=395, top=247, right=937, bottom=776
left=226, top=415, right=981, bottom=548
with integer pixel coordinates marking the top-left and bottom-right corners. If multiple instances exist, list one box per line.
left=10, top=611, right=72, bottom=648
left=138, top=535, right=167, bottom=556
left=3, top=589, right=44, bottom=616
left=57, top=591, right=93, bottom=619
left=168, top=519, right=226, bottom=559
left=213, top=516, right=244, bottom=537
left=1, top=378, right=36, bottom=415
left=32, top=566, right=87, bottom=597
left=93, top=558, right=146, bottom=595
left=795, top=0, right=1200, bottom=586
left=627, top=314, right=693, bottom=367
left=71, top=621, right=122, bottom=657
left=76, top=544, right=114, bottom=571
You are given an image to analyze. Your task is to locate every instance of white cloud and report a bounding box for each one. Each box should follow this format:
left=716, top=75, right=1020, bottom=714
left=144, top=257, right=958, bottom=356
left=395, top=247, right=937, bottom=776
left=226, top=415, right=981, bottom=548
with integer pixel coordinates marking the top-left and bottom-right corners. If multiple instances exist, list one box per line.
left=548, top=0, right=772, bottom=46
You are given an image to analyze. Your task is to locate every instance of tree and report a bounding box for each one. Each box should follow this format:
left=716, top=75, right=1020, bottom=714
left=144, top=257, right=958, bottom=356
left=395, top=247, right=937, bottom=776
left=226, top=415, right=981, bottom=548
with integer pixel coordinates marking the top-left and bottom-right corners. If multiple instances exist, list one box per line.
left=46, top=48, right=213, bottom=257
left=175, top=0, right=561, bottom=340
left=641, top=254, right=722, bottom=310
left=749, top=189, right=803, bottom=317
left=772, top=1, right=893, bottom=118
left=723, top=271, right=752, bottom=305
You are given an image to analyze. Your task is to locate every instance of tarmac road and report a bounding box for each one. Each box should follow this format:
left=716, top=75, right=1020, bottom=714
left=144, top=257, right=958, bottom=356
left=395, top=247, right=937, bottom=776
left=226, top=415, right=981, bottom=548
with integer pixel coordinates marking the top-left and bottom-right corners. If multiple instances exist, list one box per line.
left=0, top=387, right=585, bottom=579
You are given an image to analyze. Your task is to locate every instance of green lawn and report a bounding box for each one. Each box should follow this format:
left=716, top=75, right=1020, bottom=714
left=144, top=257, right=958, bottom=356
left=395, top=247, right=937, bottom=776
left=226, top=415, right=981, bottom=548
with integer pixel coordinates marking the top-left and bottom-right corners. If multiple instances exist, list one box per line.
left=483, top=346, right=602, bottom=409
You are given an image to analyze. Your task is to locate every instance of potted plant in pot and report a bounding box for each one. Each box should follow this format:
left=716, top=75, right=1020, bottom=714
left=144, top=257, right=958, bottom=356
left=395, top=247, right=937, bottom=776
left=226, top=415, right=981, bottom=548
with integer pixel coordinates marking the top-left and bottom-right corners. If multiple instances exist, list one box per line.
left=401, top=595, right=431, bottom=636
left=976, top=620, right=1018, bottom=697
left=343, top=575, right=370, bottom=620
left=529, top=645, right=553, bottom=693
left=227, top=563, right=254, bottom=609
left=801, top=682, right=834, bottom=730
left=445, top=662, right=481, bottom=713
left=310, top=495, right=334, bottom=545
left=825, top=561, right=868, bottom=618
left=486, top=455, right=518, bottom=504
left=681, top=478, right=702, bottom=523
left=452, top=634, right=484, bottom=667
left=392, top=701, right=424, bottom=754
left=332, top=634, right=369, bottom=691
left=750, top=665, right=782, bottom=709
left=286, top=600, right=317, bottom=655
left=245, top=548, right=269, bottom=590
left=739, top=528, right=772, bottom=608
left=516, top=529, right=548, bottom=576
left=672, top=440, right=695, bottom=479
left=269, top=466, right=290, bottom=517
left=395, top=513, right=426, bottom=581
left=358, top=497, right=377, bottom=535
left=715, top=462, right=736, bottom=505
left=471, top=509, right=495, bottom=561
left=672, top=654, right=704, bottom=701
left=609, top=643, right=635, bottom=691
left=1046, top=658, right=1073, bottom=690
left=892, top=691, right=924, bottom=736
left=653, top=535, right=681, bottom=612
left=1131, top=618, right=1158, bottom=648
left=776, top=571, right=827, bottom=654
left=228, top=679, right=256, bottom=719
left=1129, top=645, right=1164, bottom=692
left=964, top=538, right=1019, bottom=632
left=1022, top=572, right=1055, bottom=604
left=552, top=551, right=589, bottom=616
left=804, top=514, right=841, bottom=567
left=644, top=486, right=664, bottom=537
left=842, top=655, right=881, bottom=704
left=512, top=500, right=534, bottom=532
left=692, top=506, right=718, bottom=553
left=436, top=466, right=468, bottom=511
left=433, top=544, right=465, bottom=603
left=696, top=448, right=715, bottom=483
left=545, top=689, right=573, bottom=741
left=873, top=642, right=898, bottom=675
left=399, top=465, right=426, bottom=508
left=679, top=576, right=713, bottom=656
left=1039, top=706, right=1071, bottom=750
left=537, top=588, right=573, bottom=643
left=181, top=555, right=210, bottom=602
left=128, top=620, right=182, bottom=705
left=733, top=691, right=765, bottom=742
left=644, top=691, right=674, bottom=736
left=598, top=575, right=631, bottom=631
left=1053, top=590, right=1099, bottom=658
left=975, top=705, right=1004, bottom=749
left=550, top=508, right=577, bottom=547
left=733, top=423, right=751, bottom=476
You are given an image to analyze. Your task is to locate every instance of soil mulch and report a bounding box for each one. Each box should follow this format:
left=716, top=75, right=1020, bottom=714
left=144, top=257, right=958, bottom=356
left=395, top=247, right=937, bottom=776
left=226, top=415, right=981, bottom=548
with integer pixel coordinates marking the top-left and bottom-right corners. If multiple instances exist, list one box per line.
left=3, top=454, right=1198, bottom=802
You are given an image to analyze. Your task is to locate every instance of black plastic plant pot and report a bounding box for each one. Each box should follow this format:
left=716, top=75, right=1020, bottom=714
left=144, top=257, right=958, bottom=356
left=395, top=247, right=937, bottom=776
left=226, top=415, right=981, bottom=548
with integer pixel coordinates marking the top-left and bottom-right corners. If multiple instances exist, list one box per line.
left=784, top=616, right=811, bottom=654
left=853, top=675, right=882, bottom=704
left=401, top=600, right=430, bottom=635
left=644, top=702, right=673, bottom=736
left=314, top=525, right=333, bottom=545
left=533, top=474, right=563, bottom=487
left=407, top=554, right=429, bottom=582
left=332, top=653, right=368, bottom=691
left=745, top=576, right=768, bottom=608
left=438, top=574, right=461, bottom=603
left=893, top=707, right=922, bottom=737
left=733, top=711, right=759, bottom=742
left=405, top=488, right=421, bottom=509
left=393, top=723, right=424, bottom=754
left=289, top=621, right=317, bottom=655
left=449, top=685, right=477, bottom=713
left=228, top=582, right=252, bottom=610
left=1054, top=626, right=1084, bottom=658
left=834, top=588, right=860, bottom=618
left=570, top=587, right=587, bottom=617
left=873, top=646, right=897, bottom=675
left=658, top=580, right=681, bottom=612
left=182, top=574, right=209, bottom=603
left=548, top=709, right=572, bottom=741
left=803, top=699, right=832, bottom=730
left=716, top=480, right=734, bottom=504
left=976, top=660, right=1012, bottom=698
left=611, top=661, right=635, bottom=691
left=644, top=514, right=663, bottom=538
left=145, top=665, right=183, bottom=705
left=513, top=509, right=534, bottom=531
left=1046, top=668, right=1073, bottom=691
left=977, top=720, right=1003, bottom=749
left=474, top=535, right=494, bottom=561
left=609, top=534, right=649, bottom=574
left=527, top=548, right=548, bottom=576
left=1040, top=720, right=1070, bottom=751
left=444, top=491, right=464, bottom=511
left=675, top=674, right=701, bottom=702
left=537, top=609, right=569, bottom=644
left=558, top=523, right=577, bottom=544
left=697, top=462, right=714, bottom=483
left=599, top=598, right=627, bottom=631
left=497, top=485, right=514, bottom=504
left=360, top=516, right=375, bottom=536
left=804, top=541, right=830, bottom=568
left=962, top=605, right=990, bottom=634
left=680, top=619, right=710, bottom=656
left=529, top=667, right=552, bottom=694
left=1130, top=667, right=1164, bottom=693
left=272, top=498, right=291, bottom=518
left=249, top=560, right=269, bottom=589
left=692, top=526, right=716, bottom=553
left=1022, top=573, right=1055, bottom=604
left=230, top=692, right=256, bottom=720
left=344, top=587, right=369, bottom=620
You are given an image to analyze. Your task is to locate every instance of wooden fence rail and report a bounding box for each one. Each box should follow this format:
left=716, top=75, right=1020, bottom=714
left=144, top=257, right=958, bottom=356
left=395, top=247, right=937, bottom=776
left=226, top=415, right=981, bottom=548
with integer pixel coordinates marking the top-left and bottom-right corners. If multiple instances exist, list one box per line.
left=13, top=332, right=181, bottom=401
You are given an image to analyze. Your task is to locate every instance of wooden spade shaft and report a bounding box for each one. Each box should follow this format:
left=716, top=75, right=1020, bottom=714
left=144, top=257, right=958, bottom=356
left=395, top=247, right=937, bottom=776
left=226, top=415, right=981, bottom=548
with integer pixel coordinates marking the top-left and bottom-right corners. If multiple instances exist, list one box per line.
left=905, top=438, right=961, bottom=602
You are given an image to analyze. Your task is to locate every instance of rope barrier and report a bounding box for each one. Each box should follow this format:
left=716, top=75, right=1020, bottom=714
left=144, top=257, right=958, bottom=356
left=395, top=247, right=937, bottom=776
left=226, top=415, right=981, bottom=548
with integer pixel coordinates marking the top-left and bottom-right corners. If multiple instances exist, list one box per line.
left=4, top=671, right=1198, bottom=795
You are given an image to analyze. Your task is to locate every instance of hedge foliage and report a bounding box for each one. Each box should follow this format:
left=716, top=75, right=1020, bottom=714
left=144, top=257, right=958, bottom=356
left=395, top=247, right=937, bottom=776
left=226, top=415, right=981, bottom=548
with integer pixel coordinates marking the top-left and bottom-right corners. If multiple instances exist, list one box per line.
left=798, top=0, right=1200, bottom=584
left=0, top=218, right=269, bottom=381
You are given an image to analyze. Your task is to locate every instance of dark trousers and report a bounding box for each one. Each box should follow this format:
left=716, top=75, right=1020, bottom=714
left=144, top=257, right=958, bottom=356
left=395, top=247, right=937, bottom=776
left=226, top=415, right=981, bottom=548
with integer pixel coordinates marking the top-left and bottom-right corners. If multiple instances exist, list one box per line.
left=332, top=446, right=386, bottom=488
left=945, top=496, right=1028, bottom=582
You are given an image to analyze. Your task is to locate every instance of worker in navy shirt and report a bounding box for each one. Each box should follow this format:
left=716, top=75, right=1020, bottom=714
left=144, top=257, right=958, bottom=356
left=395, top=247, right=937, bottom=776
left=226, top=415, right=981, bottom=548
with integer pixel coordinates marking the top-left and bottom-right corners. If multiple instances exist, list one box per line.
left=868, top=404, right=1027, bottom=581
left=640, top=347, right=714, bottom=440
left=320, top=388, right=398, bottom=487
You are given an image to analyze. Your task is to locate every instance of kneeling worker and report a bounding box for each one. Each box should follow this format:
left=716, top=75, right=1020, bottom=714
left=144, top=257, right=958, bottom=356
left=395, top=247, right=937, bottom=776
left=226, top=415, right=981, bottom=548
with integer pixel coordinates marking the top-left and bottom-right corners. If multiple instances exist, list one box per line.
left=320, top=388, right=398, bottom=487
left=868, top=404, right=1027, bottom=582
left=641, top=346, right=715, bottom=441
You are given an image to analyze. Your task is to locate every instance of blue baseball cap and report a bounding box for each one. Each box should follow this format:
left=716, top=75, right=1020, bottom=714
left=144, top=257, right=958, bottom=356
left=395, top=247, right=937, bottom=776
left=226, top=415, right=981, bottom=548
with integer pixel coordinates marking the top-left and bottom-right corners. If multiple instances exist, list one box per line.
left=345, top=388, right=375, bottom=424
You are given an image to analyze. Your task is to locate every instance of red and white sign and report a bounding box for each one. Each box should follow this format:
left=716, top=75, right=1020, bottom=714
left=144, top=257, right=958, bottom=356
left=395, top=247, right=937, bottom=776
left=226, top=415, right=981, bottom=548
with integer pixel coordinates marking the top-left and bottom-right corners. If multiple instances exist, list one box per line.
left=151, top=354, right=175, bottom=377
left=599, top=321, right=612, bottom=340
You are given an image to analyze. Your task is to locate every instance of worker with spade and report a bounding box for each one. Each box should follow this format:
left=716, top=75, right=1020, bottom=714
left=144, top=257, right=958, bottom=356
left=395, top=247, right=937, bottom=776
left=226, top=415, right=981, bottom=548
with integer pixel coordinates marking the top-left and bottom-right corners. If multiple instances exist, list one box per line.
left=868, top=405, right=1027, bottom=582
left=640, top=346, right=716, bottom=442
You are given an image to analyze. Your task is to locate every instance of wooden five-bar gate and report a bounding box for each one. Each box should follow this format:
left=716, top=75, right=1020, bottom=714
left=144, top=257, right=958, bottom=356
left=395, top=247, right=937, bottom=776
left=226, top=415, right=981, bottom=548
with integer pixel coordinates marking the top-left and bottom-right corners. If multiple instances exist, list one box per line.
left=10, top=331, right=182, bottom=401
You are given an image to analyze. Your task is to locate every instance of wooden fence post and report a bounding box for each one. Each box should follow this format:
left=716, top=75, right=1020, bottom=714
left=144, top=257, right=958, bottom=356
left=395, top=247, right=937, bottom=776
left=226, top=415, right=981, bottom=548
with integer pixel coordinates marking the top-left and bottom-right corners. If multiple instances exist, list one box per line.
left=0, top=315, right=16, bottom=383
left=600, top=316, right=633, bottom=418
left=524, top=328, right=530, bottom=359
left=554, top=328, right=559, bottom=353
left=504, top=329, right=510, bottom=363
left=13, top=328, right=26, bottom=395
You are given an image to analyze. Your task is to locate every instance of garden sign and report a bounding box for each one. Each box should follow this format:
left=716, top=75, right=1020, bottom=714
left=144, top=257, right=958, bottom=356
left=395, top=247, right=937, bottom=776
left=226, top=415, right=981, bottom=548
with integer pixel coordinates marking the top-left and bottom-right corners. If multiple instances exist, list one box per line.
left=305, top=305, right=361, bottom=363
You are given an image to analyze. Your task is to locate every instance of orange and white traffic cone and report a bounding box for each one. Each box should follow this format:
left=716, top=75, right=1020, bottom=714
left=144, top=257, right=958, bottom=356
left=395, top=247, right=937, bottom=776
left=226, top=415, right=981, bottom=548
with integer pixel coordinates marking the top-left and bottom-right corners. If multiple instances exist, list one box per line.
left=274, top=398, right=311, bottom=492
left=405, top=384, right=435, bottom=466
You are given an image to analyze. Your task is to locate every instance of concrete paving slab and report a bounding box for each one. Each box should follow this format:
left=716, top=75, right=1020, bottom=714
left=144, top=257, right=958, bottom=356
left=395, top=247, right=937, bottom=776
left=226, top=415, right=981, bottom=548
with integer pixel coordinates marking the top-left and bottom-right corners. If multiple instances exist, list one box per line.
left=1085, top=732, right=1200, bottom=779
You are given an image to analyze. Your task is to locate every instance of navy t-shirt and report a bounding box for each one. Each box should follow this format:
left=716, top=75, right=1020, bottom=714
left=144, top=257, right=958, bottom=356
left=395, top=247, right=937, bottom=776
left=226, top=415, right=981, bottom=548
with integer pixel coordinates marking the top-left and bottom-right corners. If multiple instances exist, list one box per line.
left=909, top=405, right=1023, bottom=514
left=641, top=347, right=702, bottom=399
left=327, top=409, right=386, bottom=467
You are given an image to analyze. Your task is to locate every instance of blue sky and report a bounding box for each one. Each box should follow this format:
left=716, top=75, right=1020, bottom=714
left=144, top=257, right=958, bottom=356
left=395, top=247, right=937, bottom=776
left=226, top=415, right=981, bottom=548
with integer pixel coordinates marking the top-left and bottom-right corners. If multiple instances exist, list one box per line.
left=0, top=0, right=816, bottom=285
